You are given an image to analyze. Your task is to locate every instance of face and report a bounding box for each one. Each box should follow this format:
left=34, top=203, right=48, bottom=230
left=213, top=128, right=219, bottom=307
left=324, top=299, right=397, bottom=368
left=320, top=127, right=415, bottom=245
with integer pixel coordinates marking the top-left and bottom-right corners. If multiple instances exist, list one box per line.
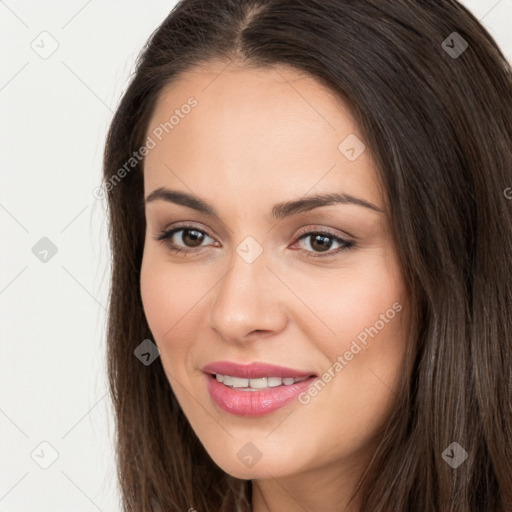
left=140, top=61, right=409, bottom=485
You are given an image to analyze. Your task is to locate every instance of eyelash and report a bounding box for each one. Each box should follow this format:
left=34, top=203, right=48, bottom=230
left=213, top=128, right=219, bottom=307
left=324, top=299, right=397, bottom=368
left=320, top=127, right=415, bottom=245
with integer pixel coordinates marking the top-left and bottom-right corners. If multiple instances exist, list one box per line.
left=154, top=224, right=356, bottom=258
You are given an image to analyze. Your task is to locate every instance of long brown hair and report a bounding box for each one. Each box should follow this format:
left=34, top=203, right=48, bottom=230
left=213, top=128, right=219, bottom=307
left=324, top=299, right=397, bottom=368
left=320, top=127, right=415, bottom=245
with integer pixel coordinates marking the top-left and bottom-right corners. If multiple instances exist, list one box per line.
left=102, top=1, right=512, bottom=510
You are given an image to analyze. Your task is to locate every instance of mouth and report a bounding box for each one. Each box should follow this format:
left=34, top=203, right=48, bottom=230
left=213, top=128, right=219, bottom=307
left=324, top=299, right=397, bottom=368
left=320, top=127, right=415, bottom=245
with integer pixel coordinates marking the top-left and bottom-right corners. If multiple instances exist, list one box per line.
left=207, top=372, right=315, bottom=391
left=202, top=360, right=317, bottom=380
left=202, top=361, right=318, bottom=416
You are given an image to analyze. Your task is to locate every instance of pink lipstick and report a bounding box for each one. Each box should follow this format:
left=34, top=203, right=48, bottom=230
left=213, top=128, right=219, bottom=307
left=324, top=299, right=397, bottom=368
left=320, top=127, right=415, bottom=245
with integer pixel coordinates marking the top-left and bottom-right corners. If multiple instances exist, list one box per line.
left=202, top=361, right=318, bottom=417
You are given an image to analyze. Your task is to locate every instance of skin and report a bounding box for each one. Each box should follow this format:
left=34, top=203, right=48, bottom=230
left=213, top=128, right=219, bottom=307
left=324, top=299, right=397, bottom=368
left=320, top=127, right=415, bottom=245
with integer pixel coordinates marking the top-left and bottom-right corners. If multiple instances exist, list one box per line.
left=140, top=60, right=409, bottom=512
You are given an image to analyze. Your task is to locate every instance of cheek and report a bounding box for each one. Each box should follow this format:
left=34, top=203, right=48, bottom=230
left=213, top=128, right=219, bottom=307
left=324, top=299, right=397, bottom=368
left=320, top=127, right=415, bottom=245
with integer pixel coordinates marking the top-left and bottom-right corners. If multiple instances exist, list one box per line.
left=294, top=270, right=407, bottom=460
left=301, top=255, right=408, bottom=408
left=140, top=257, right=172, bottom=338
left=140, top=250, right=206, bottom=351
left=303, top=259, right=404, bottom=347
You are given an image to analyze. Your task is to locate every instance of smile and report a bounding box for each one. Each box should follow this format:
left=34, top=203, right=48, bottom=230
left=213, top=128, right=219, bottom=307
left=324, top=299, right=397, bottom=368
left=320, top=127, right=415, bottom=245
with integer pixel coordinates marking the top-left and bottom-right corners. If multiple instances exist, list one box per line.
left=202, top=361, right=318, bottom=416
left=214, top=373, right=310, bottom=390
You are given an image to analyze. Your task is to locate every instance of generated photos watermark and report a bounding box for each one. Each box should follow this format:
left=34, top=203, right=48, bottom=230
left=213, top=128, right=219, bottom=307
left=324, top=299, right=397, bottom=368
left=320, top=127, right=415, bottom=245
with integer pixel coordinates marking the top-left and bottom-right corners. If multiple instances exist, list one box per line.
left=93, top=97, right=198, bottom=200
left=298, top=301, right=403, bottom=405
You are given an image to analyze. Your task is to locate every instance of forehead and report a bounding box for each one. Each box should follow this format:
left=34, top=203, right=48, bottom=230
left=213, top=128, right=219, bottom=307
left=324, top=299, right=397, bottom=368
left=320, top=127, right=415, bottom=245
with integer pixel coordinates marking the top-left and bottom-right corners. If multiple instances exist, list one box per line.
left=143, top=61, right=381, bottom=209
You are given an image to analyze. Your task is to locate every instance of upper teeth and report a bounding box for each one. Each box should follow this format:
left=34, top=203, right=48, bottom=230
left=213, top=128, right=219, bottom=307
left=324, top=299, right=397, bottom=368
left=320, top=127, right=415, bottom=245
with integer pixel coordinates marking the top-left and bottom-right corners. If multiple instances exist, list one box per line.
left=215, top=373, right=309, bottom=390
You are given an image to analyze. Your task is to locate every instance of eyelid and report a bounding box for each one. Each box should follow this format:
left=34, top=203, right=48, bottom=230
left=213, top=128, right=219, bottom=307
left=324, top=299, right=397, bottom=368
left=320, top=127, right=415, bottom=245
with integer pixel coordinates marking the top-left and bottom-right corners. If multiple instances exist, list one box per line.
left=154, top=223, right=356, bottom=257
left=156, top=221, right=216, bottom=241
left=293, top=224, right=355, bottom=241
left=157, top=222, right=354, bottom=242
left=154, top=223, right=216, bottom=249
left=290, top=227, right=355, bottom=258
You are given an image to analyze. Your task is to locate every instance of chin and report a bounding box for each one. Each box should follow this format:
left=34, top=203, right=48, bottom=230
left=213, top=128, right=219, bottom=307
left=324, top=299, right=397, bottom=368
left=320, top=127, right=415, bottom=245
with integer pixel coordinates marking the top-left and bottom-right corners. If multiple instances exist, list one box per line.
left=207, top=448, right=300, bottom=481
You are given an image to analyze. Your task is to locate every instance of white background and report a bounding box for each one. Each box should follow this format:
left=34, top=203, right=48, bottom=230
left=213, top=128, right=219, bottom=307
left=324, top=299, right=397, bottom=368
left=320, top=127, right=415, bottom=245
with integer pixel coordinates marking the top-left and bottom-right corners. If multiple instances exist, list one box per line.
left=1, top=1, right=511, bottom=510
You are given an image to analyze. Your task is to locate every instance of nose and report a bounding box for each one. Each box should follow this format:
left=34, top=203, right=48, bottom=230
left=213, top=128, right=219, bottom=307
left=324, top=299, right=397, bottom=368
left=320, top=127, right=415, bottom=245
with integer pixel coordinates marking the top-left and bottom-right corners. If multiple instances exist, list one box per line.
left=208, top=246, right=289, bottom=344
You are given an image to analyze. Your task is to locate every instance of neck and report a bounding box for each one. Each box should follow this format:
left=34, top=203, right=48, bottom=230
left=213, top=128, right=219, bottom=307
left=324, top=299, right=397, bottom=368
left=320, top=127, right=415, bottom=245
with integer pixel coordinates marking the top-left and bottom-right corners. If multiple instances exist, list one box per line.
left=251, top=455, right=369, bottom=512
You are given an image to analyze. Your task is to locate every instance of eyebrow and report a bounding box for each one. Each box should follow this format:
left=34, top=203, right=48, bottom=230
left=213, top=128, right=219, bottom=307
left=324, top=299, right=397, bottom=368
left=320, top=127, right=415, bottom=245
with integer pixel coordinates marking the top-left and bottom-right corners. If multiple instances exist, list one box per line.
left=145, top=187, right=384, bottom=220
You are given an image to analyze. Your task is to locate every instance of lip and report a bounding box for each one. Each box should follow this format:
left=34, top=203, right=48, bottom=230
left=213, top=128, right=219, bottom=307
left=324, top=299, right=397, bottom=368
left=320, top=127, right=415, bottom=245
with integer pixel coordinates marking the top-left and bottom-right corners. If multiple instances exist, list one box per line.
left=204, top=373, right=318, bottom=417
left=202, top=361, right=318, bottom=417
left=202, top=361, right=316, bottom=379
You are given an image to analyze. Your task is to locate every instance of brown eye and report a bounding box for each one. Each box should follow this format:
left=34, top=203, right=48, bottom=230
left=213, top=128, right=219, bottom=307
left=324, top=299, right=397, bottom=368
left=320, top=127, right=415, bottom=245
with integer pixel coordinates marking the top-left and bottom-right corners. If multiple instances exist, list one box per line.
left=293, top=230, right=355, bottom=258
left=309, top=234, right=335, bottom=252
left=155, top=226, right=215, bottom=254
left=179, top=229, right=205, bottom=247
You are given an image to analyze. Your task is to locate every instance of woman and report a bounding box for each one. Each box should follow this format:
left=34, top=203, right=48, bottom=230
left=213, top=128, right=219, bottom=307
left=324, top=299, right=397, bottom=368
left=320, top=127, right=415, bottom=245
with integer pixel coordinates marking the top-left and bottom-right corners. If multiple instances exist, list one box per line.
left=102, top=1, right=512, bottom=510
